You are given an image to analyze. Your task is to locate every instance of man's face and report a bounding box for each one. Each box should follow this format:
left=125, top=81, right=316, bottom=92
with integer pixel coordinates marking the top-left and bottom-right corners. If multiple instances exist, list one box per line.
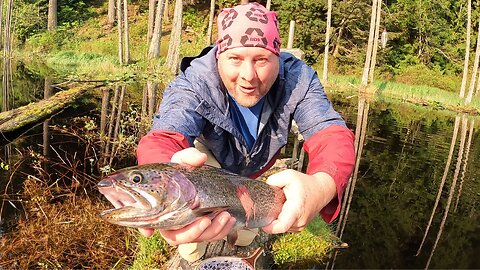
left=217, top=47, right=279, bottom=108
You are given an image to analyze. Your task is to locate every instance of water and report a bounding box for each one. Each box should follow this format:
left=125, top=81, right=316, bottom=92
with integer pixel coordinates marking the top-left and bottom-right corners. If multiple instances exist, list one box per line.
left=0, top=65, right=479, bottom=268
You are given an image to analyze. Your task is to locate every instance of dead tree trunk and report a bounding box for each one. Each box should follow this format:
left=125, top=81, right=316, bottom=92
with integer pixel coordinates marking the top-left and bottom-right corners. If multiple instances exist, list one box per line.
left=368, top=0, right=382, bottom=83
left=360, top=0, right=378, bottom=89
left=459, top=0, right=472, bottom=98
left=48, top=0, right=57, bottom=30
left=166, top=0, right=183, bottom=73
left=116, top=0, right=124, bottom=65
left=206, top=0, right=215, bottom=45
left=466, top=23, right=480, bottom=104
left=148, top=0, right=166, bottom=59
left=107, top=0, right=116, bottom=28
left=123, top=0, right=130, bottom=64
left=147, top=0, right=157, bottom=42
left=322, top=0, right=332, bottom=83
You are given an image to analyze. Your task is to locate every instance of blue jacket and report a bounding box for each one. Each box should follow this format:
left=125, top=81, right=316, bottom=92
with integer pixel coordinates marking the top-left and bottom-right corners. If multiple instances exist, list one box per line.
left=151, top=45, right=346, bottom=176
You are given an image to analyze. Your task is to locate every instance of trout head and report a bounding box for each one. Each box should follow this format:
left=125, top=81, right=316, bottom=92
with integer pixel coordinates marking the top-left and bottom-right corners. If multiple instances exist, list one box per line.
left=97, top=163, right=198, bottom=229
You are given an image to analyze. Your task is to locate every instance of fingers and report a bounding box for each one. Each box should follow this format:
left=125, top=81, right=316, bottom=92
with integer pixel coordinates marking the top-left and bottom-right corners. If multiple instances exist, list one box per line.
left=158, top=212, right=235, bottom=245
left=195, top=212, right=236, bottom=242
left=266, top=169, right=295, bottom=188
left=159, top=217, right=212, bottom=245
left=138, top=228, right=155, bottom=238
left=262, top=199, right=298, bottom=234
left=171, top=147, right=208, bottom=167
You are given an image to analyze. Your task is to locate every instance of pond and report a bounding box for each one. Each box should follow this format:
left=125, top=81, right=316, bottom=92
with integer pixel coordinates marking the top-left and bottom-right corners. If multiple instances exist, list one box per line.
left=0, top=64, right=479, bottom=269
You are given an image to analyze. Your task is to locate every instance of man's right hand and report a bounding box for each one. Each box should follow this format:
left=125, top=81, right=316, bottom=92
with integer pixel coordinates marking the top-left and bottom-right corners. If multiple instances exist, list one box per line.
left=139, top=147, right=237, bottom=245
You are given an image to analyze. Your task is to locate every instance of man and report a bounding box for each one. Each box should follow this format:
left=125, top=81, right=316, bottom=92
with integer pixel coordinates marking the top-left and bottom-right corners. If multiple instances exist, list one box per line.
left=113, top=2, right=355, bottom=262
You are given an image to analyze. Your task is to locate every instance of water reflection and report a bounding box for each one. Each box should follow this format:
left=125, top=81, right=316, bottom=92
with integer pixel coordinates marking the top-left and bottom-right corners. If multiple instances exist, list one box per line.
left=328, top=94, right=480, bottom=269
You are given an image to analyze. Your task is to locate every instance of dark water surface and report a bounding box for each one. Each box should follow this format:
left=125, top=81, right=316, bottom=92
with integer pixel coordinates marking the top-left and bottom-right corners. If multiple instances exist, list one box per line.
left=0, top=66, right=479, bottom=269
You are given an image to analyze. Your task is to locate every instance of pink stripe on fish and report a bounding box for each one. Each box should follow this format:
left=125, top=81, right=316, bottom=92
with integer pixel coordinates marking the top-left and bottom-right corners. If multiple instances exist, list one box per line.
left=236, top=185, right=255, bottom=225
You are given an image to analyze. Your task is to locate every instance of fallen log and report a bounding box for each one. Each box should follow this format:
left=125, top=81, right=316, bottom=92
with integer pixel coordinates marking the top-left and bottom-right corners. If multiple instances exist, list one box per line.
left=0, top=83, right=102, bottom=134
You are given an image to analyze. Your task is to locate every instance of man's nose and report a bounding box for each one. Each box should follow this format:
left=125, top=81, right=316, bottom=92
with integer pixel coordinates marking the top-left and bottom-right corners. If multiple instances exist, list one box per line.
left=239, top=61, right=256, bottom=81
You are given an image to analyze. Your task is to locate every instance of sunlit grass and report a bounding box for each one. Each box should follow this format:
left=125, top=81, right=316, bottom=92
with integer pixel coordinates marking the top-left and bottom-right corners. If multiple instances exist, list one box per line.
left=272, top=217, right=335, bottom=268
left=129, top=233, right=171, bottom=270
left=326, top=74, right=480, bottom=114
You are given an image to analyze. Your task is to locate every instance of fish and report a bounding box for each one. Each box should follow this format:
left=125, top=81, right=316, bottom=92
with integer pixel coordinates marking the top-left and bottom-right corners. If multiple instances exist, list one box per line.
left=196, top=247, right=263, bottom=270
left=97, top=163, right=286, bottom=244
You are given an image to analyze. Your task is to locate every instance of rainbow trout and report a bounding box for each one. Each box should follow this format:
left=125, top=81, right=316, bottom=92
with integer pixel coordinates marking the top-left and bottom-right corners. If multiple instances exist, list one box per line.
left=98, top=163, right=285, bottom=243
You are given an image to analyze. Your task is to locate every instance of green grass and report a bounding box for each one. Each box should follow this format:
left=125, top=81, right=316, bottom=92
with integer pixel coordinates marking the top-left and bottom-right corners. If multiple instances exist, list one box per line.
left=129, top=232, right=171, bottom=270
left=272, top=217, right=335, bottom=268
left=326, top=74, right=480, bottom=115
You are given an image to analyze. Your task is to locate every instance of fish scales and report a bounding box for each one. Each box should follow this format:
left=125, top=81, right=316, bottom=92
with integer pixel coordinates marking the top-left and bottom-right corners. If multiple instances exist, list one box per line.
left=98, top=163, right=285, bottom=231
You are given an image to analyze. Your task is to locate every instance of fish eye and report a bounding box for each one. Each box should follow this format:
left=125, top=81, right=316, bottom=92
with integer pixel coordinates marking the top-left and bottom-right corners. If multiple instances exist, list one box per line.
left=130, top=172, right=143, bottom=184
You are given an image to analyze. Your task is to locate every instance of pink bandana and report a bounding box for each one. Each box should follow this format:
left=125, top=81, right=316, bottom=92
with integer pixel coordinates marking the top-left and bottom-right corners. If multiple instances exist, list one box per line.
left=216, top=2, right=281, bottom=56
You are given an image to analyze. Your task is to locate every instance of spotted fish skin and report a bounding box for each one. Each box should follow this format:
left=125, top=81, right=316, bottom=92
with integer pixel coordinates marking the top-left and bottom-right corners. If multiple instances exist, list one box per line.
left=98, top=163, right=286, bottom=232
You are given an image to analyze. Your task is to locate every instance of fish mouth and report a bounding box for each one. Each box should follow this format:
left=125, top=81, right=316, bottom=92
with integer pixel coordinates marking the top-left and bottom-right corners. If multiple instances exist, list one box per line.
left=97, top=178, right=151, bottom=211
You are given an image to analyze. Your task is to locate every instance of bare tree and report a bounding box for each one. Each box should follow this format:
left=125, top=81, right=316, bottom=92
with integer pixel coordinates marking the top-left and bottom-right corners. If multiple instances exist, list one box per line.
left=360, top=0, right=379, bottom=89
left=166, top=0, right=183, bottom=72
left=147, top=0, right=157, bottom=42
left=206, top=0, right=215, bottom=45
left=123, top=0, right=130, bottom=64
left=148, top=0, right=166, bottom=59
left=2, top=0, right=13, bottom=112
left=368, top=0, right=382, bottom=83
left=466, top=24, right=480, bottom=104
left=107, top=0, right=116, bottom=27
left=48, top=0, right=57, bottom=30
left=116, top=0, right=124, bottom=64
left=459, top=0, right=472, bottom=98
left=322, top=0, right=332, bottom=83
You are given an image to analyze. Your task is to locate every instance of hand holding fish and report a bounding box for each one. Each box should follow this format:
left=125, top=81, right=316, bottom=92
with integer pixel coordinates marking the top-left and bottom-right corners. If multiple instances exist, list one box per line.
left=140, top=147, right=237, bottom=245
left=262, top=170, right=337, bottom=234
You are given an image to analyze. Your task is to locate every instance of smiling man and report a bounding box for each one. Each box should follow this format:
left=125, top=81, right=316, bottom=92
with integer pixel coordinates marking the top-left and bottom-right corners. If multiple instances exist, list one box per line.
left=107, top=1, right=355, bottom=263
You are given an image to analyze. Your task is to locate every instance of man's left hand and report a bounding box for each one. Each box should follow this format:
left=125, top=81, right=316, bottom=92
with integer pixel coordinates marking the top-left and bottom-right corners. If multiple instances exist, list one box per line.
left=262, top=169, right=337, bottom=233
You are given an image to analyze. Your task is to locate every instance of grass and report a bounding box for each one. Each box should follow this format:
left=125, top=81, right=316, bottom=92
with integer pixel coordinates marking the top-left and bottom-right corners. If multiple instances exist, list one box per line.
left=326, top=74, right=480, bottom=115
left=272, top=217, right=336, bottom=268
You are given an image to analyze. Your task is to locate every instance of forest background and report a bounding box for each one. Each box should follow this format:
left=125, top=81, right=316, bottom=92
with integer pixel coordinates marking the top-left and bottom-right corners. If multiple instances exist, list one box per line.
left=10, top=0, right=480, bottom=100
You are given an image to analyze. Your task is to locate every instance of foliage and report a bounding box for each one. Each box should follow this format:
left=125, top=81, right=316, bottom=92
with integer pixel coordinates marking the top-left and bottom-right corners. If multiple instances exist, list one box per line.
left=14, top=1, right=46, bottom=42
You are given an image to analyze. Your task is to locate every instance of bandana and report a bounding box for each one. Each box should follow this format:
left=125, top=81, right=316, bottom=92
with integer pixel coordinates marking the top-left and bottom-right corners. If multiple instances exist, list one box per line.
left=216, top=2, right=281, bottom=56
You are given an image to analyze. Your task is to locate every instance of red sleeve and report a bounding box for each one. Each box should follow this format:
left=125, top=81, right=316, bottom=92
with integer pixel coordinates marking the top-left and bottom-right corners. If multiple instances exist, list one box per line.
left=136, top=130, right=191, bottom=165
left=302, top=125, right=355, bottom=223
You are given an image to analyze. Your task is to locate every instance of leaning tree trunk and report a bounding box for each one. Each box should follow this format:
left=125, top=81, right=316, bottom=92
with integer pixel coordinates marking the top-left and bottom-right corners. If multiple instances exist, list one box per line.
left=368, top=0, right=382, bottom=83
left=166, top=0, right=183, bottom=73
left=465, top=22, right=480, bottom=105
left=206, top=0, right=215, bottom=45
left=459, top=0, right=472, bottom=98
left=360, top=0, right=378, bottom=89
left=47, top=0, right=57, bottom=30
left=322, top=0, right=332, bottom=83
left=123, top=0, right=130, bottom=64
left=148, top=0, right=166, bottom=59
left=454, top=118, right=474, bottom=212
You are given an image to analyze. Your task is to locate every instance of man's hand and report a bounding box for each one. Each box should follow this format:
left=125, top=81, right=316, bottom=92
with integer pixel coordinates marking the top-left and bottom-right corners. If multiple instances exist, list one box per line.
left=139, top=147, right=236, bottom=245
left=262, top=169, right=337, bottom=234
